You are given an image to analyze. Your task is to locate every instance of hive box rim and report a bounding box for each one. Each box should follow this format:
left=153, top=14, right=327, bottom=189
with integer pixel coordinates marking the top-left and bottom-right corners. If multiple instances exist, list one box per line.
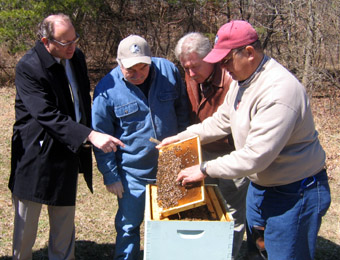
left=144, top=184, right=234, bottom=260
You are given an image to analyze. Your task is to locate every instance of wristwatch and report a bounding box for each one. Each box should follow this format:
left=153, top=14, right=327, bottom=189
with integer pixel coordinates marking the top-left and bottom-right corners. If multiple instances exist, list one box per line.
left=200, top=161, right=209, bottom=176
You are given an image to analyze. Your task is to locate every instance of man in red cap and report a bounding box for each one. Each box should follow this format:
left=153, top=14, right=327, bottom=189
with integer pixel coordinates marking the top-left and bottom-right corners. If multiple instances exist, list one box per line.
left=175, top=32, right=249, bottom=260
left=157, top=20, right=331, bottom=260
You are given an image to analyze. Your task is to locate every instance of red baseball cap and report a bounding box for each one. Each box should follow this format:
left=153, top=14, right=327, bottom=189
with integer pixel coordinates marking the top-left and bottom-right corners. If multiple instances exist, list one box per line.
left=203, top=20, right=258, bottom=63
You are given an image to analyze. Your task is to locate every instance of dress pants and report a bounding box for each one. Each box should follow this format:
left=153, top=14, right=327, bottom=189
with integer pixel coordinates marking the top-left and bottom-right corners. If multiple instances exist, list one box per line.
left=12, top=195, right=76, bottom=260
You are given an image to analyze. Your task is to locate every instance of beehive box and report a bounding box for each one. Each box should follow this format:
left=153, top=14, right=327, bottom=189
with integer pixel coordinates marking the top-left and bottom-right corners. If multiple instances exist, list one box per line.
left=143, top=184, right=234, bottom=260
left=157, top=135, right=205, bottom=217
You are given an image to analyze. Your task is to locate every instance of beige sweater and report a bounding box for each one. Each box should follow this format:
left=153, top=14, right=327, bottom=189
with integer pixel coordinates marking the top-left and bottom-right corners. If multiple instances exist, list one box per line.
left=178, top=58, right=325, bottom=186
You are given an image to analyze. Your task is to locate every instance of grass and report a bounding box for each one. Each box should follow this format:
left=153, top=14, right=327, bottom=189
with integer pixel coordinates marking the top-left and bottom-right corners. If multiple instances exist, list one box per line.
left=0, top=86, right=339, bottom=259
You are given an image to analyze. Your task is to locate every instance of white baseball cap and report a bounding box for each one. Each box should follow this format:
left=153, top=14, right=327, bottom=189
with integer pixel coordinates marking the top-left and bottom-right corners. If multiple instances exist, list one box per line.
left=117, top=35, right=152, bottom=68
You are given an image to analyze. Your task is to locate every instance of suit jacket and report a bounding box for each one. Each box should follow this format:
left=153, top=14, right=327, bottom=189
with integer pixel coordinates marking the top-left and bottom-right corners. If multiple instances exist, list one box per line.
left=185, top=64, right=234, bottom=154
left=9, top=41, right=93, bottom=206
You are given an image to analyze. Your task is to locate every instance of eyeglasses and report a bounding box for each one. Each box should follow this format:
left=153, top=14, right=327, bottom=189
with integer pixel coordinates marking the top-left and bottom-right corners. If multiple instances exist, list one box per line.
left=50, top=33, right=80, bottom=47
left=221, top=55, right=233, bottom=65
left=221, top=46, right=246, bottom=65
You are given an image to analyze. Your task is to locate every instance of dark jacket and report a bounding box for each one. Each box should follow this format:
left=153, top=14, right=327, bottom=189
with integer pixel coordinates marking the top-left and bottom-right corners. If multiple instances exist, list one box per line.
left=9, top=41, right=93, bottom=206
left=185, top=64, right=234, bottom=154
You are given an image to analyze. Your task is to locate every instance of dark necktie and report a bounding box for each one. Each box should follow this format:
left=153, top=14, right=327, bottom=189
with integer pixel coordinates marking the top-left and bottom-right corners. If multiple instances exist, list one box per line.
left=61, top=59, right=83, bottom=122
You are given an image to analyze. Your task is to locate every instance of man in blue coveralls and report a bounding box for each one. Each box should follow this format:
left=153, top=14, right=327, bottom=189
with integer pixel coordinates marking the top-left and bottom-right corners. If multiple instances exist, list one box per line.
left=92, top=35, right=189, bottom=260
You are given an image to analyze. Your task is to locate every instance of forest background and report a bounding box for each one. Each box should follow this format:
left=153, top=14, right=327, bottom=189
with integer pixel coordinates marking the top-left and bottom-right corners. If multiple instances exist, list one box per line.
left=0, top=1, right=339, bottom=259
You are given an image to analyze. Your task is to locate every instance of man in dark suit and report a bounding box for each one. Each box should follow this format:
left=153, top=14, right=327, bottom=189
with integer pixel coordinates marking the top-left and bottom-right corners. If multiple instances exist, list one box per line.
left=9, top=13, right=124, bottom=260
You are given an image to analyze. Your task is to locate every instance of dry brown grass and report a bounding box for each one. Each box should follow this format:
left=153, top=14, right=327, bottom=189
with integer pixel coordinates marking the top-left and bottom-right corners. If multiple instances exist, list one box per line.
left=0, top=86, right=339, bottom=259
left=311, top=93, right=340, bottom=259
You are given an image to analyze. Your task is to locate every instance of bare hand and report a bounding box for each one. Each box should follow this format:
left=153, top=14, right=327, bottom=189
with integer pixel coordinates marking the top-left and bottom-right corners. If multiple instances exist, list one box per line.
left=155, top=135, right=180, bottom=149
left=106, top=181, right=124, bottom=199
left=176, top=164, right=206, bottom=186
left=87, top=130, right=125, bottom=153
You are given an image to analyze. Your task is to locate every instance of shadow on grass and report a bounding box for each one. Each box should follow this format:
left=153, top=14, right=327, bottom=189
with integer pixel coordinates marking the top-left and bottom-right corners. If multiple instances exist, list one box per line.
left=315, top=236, right=340, bottom=260
left=0, top=241, right=144, bottom=260
left=235, top=236, right=340, bottom=260
left=75, top=240, right=115, bottom=259
left=0, top=236, right=338, bottom=260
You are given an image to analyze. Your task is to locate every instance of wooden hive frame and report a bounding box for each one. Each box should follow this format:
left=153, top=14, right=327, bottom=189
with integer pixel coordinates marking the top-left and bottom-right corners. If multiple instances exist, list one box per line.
left=157, top=135, right=206, bottom=217
left=149, top=184, right=231, bottom=222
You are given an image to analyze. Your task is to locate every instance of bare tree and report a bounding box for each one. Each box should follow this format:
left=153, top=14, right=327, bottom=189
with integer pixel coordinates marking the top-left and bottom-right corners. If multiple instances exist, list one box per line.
left=1, top=0, right=340, bottom=95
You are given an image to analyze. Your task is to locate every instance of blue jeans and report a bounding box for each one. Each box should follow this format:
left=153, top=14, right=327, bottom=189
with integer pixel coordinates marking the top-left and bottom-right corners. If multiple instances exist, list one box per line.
left=114, top=172, right=153, bottom=260
left=246, top=169, right=331, bottom=260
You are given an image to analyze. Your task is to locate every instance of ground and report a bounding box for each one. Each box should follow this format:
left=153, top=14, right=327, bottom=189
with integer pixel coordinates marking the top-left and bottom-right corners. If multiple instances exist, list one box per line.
left=0, top=86, right=339, bottom=259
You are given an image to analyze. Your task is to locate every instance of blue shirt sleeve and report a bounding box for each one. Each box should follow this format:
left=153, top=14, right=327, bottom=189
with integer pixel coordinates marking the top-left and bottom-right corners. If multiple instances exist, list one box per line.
left=92, top=89, right=121, bottom=184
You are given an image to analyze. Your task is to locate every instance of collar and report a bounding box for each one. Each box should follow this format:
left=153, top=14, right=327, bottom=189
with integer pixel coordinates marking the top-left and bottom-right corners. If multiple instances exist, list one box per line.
left=34, top=41, right=76, bottom=69
left=201, top=64, right=223, bottom=90
left=203, top=65, right=215, bottom=85
left=55, top=57, right=62, bottom=63
left=238, top=55, right=270, bottom=87
left=210, top=64, right=224, bottom=88
left=34, top=41, right=60, bottom=69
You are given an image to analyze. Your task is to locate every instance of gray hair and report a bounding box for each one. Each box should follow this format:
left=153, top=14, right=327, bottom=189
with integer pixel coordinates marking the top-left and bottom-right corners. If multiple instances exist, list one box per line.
left=174, top=32, right=212, bottom=61
left=37, top=13, right=72, bottom=39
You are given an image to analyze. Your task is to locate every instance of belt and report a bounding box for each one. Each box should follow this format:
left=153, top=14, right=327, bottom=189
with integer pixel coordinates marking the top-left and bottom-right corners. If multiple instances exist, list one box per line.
left=252, top=168, right=326, bottom=190
left=300, top=175, right=316, bottom=189
left=300, top=168, right=326, bottom=190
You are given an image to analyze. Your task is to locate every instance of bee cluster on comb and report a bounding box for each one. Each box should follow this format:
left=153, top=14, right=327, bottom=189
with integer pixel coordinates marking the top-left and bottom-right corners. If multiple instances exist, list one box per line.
left=156, top=144, right=199, bottom=210
left=156, top=146, right=187, bottom=209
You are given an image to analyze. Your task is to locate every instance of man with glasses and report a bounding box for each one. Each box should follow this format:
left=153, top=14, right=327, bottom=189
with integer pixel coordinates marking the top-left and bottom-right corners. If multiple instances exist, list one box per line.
left=50, top=33, right=80, bottom=47
left=9, top=13, right=123, bottom=260
left=174, top=32, right=248, bottom=260
left=157, top=20, right=331, bottom=260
